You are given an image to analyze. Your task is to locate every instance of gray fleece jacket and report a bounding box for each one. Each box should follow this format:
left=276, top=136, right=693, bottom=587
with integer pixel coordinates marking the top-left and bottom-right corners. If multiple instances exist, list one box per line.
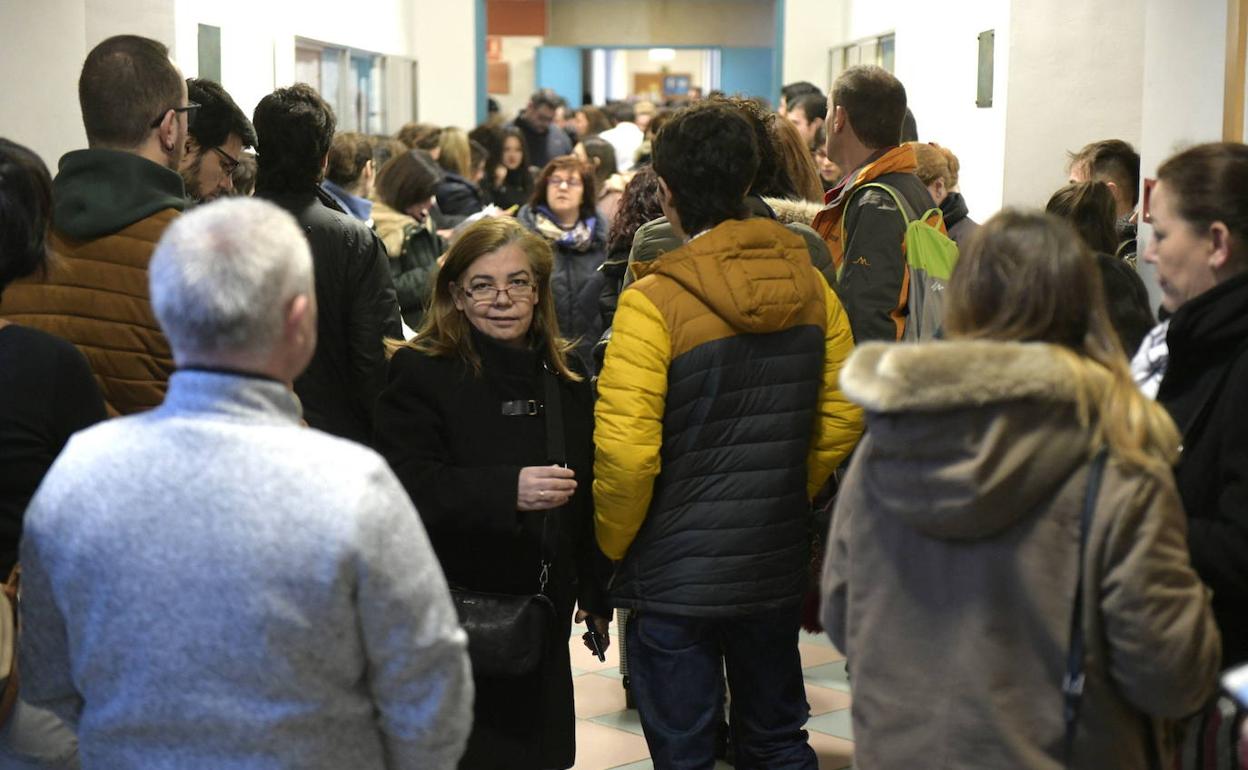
left=19, top=370, right=472, bottom=769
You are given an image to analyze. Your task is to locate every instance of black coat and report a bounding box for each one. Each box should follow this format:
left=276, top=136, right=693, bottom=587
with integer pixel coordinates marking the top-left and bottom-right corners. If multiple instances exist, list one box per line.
left=435, top=172, right=486, bottom=218
left=1157, top=270, right=1248, bottom=667
left=516, top=205, right=609, bottom=374
left=374, top=332, right=608, bottom=770
left=257, top=188, right=402, bottom=445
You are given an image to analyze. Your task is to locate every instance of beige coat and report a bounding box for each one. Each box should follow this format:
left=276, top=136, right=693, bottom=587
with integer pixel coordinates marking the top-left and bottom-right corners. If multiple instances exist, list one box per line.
left=821, top=340, right=1220, bottom=770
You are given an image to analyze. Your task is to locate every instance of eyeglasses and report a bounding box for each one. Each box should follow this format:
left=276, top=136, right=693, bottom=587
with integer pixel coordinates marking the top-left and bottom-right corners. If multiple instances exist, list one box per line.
left=211, top=146, right=241, bottom=175
left=460, top=279, right=536, bottom=304
left=149, top=101, right=201, bottom=130
left=547, top=176, right=583, bottom=189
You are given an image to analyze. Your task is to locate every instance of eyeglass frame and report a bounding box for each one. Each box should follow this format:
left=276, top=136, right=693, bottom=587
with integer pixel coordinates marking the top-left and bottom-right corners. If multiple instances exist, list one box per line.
left=457, top=279, right=538, bottom=304
left=546, top=175, right=583, bottom=189
left=149, top=101, right=201, bottom=130
left=209, top=145, right=241, bottom=175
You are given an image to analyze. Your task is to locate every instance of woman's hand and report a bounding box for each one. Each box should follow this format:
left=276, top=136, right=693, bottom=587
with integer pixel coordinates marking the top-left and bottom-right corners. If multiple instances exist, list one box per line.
left=575, top=609, right=611, bottom=654
left=517, top=465, right=577, bottom=511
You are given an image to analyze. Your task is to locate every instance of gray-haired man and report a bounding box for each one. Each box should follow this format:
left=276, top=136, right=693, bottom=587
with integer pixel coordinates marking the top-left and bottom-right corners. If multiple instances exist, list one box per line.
left=19, top=198, right=473, bottom=769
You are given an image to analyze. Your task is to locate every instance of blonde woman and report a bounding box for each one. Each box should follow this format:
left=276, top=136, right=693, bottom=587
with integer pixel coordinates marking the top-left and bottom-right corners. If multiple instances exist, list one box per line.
left=821, top=210, right=1220, bottom=770
left=435, top=126, right=485, bottom=219
left=374, top=217, right=610, bottom=770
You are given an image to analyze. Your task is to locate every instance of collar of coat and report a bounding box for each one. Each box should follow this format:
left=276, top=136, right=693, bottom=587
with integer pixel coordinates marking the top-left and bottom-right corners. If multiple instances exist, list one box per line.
left=841, top=340, right=1090, bottom=413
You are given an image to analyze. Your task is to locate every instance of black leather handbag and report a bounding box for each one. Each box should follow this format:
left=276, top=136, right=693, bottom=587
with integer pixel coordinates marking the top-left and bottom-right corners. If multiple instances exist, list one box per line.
left=451, top=363, right=566, bottom=679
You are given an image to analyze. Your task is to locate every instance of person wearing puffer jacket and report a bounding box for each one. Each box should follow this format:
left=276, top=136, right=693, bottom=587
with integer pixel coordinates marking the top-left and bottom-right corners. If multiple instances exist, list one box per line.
left=595, top=100, right=862, bottom=770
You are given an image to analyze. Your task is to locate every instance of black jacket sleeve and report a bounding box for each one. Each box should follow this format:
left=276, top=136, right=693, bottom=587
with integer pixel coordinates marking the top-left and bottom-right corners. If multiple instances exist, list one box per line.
left=374, top=349, right=524, bottom=536
left=347, top=230, right=404, bottom=433
left=390, top=227, right=445, bottom=325
left=1184, top=381, right=1248, bottom=607
left=839, top=188, right=909, bottom=343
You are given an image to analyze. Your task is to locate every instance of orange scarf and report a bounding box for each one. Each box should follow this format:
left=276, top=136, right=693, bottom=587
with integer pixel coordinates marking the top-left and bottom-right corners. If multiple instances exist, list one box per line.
left=812, top=144, right=919, bottom=272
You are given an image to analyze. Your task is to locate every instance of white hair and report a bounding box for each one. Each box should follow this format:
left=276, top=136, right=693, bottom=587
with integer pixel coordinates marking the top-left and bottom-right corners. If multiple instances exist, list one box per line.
left=150, top=197, right=313, bottom=360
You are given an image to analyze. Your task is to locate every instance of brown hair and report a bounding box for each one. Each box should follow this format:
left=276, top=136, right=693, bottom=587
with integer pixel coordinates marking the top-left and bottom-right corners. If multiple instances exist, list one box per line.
left=831, top=65, right=907, bottom=150
left=1157, top=142, right=1248, bottom=266
left=79, top=35, right=183, bottom=149
left=375, top=150, right=443, bottom=212
left=531, top=155, right=598, bottom=222
left=395, top=217, right=582, bottom=381
left=326, top=131, right=372, bottom=188
left=946, top=210, right=1179, bottom=470
left=1046, top=181, right=1119, bottom=255
left=771, top=116, right=824, bottom=203
left=576, top=106, right=612, bottom=137
left=1068, top=139, right=1140, bottom=206
left=910, top=142, right=960, bottom=189
left=397, top=122, right=443, bottom=151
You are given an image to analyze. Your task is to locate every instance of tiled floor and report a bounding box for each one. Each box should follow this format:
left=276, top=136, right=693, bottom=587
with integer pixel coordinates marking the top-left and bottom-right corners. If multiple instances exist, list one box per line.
left=567, top=629, right=853, bottom=770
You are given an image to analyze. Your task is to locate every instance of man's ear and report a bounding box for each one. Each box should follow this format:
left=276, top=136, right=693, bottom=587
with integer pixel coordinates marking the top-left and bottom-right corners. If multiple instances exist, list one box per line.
left=833, top=105, right=848, bottom=134
left=286, top=293, right=312, bottom=341
left=658, top=176, right=675, bottom=208
left=156, top=110, right=179, bottom=153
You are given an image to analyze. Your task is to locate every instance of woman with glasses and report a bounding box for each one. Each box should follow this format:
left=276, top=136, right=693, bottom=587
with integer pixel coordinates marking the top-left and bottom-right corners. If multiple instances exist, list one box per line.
left=517, top=155, right=609, bottom=373
left=374, top=217, right=610, bottom=770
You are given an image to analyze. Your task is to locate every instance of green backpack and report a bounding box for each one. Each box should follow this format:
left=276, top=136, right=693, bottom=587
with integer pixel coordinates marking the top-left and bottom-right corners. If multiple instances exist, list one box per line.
left=850, top=182, right=960, bottom=342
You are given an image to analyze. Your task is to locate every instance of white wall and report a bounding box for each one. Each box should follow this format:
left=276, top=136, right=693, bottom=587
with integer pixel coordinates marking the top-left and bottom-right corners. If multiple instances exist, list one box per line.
left=493, top=35, right=544, bottom=121
left=782, top=0, right=847, bottom=90
left=1001, top=0, right=1144, bottom=209
left=0, top=0, right=477, bottom=173
left=0, top=0, right=91, bottom=168
left=899, top=1, right=1010, bottom=221
left=411, top=0, right=478, bottom=127
left=173, top=0, right=471, bottom=130
left=787, top=0, right=1011, bottom=222
left=1135, top=0, right=1229, bottom=306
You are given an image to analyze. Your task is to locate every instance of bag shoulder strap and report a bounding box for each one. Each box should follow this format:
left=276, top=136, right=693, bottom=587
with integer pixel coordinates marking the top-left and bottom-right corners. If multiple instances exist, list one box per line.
left=535, top=364, right=568, bottom=593
left=1063, top=448, right=1109, bottom=768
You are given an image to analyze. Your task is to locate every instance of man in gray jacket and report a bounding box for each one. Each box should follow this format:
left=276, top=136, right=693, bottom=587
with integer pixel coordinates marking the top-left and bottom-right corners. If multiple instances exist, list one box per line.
left=19, top=198, right=472, bottom=769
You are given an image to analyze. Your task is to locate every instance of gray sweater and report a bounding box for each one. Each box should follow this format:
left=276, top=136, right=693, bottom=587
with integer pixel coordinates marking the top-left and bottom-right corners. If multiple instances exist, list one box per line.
left=19, top=370, right=472, bottom=769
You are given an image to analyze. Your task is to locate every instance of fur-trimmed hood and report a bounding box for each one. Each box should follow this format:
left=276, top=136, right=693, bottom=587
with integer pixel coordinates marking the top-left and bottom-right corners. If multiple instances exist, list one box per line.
left=841, top=340, right=1093, bottom=540
left=763, top=196, right=823, bottom=228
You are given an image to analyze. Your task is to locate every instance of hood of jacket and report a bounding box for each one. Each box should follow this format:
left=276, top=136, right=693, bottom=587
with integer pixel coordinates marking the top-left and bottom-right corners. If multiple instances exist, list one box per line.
left=633, top=217, right=821, bottom=335
left=370, top=200, right=421, bottom=257
left=841, top=340, right=1094, bottom=540
left=765, top=196, right=823, bottom=228
left=939, top=191, right=970, bottom=228
left=53, top=149, right=187, bottom=240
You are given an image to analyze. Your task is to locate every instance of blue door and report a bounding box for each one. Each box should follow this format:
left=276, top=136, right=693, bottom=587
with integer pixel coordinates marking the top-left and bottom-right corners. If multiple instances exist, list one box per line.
left=720, top=47, right=775, bottom=105
left=535, top=46, right=583, bottom=109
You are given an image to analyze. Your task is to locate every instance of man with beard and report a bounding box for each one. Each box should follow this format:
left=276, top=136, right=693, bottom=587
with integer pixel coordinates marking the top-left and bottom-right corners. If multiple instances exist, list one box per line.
left=180, top=78, right=256, bottom=204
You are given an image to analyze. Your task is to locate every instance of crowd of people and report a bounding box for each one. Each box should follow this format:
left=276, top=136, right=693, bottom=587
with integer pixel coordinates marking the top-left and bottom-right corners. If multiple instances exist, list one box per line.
left=1, top=30, right=1247, bottom=770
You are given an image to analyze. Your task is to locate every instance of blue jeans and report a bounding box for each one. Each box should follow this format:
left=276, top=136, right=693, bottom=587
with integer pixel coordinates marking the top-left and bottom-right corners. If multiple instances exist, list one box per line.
left=626, top=605, right=817, bottom=770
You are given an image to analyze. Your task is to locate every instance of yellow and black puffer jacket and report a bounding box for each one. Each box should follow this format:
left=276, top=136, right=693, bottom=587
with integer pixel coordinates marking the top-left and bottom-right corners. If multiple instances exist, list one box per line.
left=594, top=217, right=862, bottom=617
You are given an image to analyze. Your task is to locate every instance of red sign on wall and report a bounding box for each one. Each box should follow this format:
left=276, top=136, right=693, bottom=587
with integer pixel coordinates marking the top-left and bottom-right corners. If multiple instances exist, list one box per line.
left=487, top=36, right=503, bottom=62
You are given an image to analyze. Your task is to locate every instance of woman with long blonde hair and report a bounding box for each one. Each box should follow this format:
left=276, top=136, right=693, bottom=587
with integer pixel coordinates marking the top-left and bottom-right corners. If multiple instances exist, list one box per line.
left=821, top=210, right=1220, bottom=770
left=375, top=217, right=609, bottom=770
left=434, top=126, right=485, bottom=220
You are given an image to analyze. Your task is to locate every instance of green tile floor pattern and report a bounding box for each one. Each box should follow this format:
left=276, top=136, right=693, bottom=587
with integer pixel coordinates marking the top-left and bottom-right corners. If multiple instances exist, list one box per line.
left=568, top=630, right=854, bottom=770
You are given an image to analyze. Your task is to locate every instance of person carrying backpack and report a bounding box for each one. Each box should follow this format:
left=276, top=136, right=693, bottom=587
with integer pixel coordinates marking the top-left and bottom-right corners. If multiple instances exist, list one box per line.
left=813, top=65, right=956, bottom=343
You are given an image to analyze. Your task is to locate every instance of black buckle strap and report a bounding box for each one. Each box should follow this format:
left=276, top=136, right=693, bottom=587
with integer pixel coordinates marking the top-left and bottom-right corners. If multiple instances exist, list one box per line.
left=501, top=399, right=541, bottom=416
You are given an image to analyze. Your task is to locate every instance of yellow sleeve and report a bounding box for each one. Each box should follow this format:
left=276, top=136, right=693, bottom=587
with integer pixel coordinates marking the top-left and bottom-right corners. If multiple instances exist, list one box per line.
left=806, top=281, right=865, bottom=499
left=593, top=288, right=670, bottom=560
